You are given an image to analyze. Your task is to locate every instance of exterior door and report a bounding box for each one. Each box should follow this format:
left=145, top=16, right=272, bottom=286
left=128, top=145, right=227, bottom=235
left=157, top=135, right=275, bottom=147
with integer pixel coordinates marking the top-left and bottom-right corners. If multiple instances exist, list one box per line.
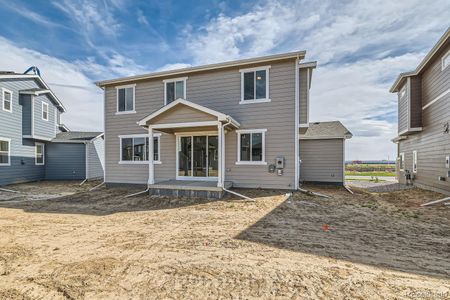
left=177, top=135, right=218, bottom=181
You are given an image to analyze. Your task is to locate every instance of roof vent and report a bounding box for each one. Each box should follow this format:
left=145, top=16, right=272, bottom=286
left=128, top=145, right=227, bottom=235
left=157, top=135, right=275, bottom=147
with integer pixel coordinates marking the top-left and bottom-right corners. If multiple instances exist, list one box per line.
left=24, top=66, right=41, bottom=76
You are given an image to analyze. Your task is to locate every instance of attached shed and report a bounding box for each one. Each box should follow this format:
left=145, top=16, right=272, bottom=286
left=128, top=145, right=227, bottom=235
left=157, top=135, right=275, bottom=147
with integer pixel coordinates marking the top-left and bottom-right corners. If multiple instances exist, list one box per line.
left=299, top=121, right=352, bottom=185
left=45, top=132, right=105, bottom=181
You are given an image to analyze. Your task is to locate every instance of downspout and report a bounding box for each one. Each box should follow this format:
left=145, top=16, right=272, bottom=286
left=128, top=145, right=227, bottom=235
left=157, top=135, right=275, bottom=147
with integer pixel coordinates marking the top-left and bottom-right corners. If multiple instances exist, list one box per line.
left=126, top=124, right=152, bottom=197
left=220, top=117, right=254, bottom=201
left=294, top=56, right=300, bottom=190
left=220, top=118, right=232, bottom=188
left=80, top=141, right=89, bottom=186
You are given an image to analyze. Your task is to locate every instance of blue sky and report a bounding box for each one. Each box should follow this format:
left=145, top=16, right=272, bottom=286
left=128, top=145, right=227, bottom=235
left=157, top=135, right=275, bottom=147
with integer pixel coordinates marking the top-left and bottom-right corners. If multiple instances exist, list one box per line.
left=0, top=0, right=449, bottom=160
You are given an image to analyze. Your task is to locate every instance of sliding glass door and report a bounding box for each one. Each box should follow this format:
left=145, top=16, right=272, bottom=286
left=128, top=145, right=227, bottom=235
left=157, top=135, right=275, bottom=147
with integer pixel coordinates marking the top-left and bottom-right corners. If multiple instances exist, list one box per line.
left=177, top=135, right=218, bottom=180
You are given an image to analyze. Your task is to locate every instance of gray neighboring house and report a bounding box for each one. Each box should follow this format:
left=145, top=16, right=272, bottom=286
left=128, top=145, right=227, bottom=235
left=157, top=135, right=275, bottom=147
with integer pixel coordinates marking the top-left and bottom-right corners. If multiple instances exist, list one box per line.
left=391, top=28, right=450, bottom=195
left=299, top=121, right=352, bottom=184
left=47, top=132, right=105, bottom=181
left=0, top=71, right=104, bottom=185
left=96, top=51, right=352, bottom=197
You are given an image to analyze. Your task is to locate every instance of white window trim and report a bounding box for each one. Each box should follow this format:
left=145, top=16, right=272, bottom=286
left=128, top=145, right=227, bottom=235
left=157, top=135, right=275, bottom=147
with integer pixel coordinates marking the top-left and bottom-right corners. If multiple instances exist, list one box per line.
left=42, top=102, right=49, bottom=121
left=399, top=152, right=405, bottom=171
left=412, top=150, right=417, bottom=174
left=236, top=129, right=267, bottom=165
left=35, top=142, right=45, bottom=165
left=399, top=85, right=407, bottom=99
left=239, top=66, right=271, bottom=104
left=442, top=49, right=450, bottom=71
left=2, top=88, right=12, bottom=113
left=115, top=84, right=136, bottom=115
left=0, top=137, right=11, bottom=166
left=118, top=133, right=161, bottom=164
left=163, top=77, right=188, bottom=105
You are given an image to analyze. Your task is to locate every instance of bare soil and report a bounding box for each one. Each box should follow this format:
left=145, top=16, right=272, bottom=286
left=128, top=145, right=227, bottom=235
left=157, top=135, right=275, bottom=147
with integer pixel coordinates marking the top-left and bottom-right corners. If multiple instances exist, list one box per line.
left=0, top=181, right=449, bottom=299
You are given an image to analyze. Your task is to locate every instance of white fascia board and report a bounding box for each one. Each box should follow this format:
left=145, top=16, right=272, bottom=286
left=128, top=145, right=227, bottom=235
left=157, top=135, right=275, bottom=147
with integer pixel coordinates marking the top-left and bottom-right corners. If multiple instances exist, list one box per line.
left=138, top=99, right=227, bottom=126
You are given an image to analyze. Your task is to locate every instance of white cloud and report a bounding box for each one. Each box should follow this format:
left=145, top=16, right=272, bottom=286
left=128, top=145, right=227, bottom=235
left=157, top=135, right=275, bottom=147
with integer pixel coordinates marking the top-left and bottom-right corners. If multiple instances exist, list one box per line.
left=1, top=1, right=63, bottom=28
left=0, top=37, right=103, bottom=132
left=156, top=63, right=192, bottom=72
left=184, top=1, right=320, bottom=64
left=137, top=9, right=149, bottom=26
left=52, top=0, right=120, bottom=39
left=181, top=0, right=450, bottom=159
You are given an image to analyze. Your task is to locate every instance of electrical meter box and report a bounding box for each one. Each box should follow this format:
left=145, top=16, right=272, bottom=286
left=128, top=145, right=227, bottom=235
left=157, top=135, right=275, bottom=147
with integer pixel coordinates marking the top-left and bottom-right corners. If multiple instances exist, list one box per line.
left=268, top=164, right=276, bottom=173
left=275, top=156, right=285, bottom=169
left=446, top=155, right=450, bottom=168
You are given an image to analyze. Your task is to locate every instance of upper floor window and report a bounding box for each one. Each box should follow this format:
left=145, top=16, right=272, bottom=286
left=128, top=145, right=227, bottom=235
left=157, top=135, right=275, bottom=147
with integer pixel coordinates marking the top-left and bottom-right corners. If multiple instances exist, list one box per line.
left=442, top=50, right=450, bottom=71
left=236, top=129, right=267, bottom=165
left=116, top=84, right=135, bottom=114
left=0, top=138, right=10, bottom=166
left=42, top=102, right=49, bottom=121
left=35, top=143, right=45, bottom=165
left=119, top=134, right=161, bottom=164
left=164, top=77, right=187, bottom=105
left=399, top=86, right=407, bottom=99
left=240, top=66, right=270, bottom=104
left=2, top=88, right=12, bottom=113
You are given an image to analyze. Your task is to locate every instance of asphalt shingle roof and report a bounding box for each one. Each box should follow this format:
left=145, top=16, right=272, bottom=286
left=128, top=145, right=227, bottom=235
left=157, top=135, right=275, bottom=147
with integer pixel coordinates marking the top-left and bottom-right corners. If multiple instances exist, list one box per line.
left=52, top=132, right=103, bottom=143
left=300, top=121, right=352, bottom=139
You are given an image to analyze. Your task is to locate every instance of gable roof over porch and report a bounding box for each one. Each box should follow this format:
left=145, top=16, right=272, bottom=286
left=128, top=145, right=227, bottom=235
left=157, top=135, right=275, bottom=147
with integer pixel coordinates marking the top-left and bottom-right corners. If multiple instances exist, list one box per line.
left=138, top=99, right=240, bottom=129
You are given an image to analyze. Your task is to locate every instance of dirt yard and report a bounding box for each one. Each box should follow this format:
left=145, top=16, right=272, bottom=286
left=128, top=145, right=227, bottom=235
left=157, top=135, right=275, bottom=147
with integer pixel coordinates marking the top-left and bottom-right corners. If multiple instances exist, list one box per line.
left=0, top=181, right=449, bottom=299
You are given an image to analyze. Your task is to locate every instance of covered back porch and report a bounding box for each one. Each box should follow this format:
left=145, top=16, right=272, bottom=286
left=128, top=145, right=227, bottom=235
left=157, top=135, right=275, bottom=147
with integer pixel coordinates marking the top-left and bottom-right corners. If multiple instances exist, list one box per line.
left=138, top=99, right=240, bottom=198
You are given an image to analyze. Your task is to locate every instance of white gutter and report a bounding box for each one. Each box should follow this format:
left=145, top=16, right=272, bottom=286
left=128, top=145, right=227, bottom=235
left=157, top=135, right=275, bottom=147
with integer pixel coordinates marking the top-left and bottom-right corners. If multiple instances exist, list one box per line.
left=96, top=51, right=306, bottom=87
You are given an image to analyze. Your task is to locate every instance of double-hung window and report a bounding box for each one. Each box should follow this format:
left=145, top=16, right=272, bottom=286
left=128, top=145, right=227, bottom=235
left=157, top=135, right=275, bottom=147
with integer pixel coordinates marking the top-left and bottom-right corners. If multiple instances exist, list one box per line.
left=164, top=77, right=187, bottom=105
left=399, top=86, right=407, bottom=99
left=42, top=102, right=49, bottom=121
left=116, top=84, right=135, bottom=114
left=35, top=143, right=45, bottom=165
left=399, top=152, right=405, bottom=171
left=2, top=88, right=12, bottom=112
left=412, top=151, right=417, bottom=173
left=442, top=49, right=450, bottom=71
left=0, top=138, right=11, bottom=166
left=236, top=129, right=267, bottom=165
left=240, top=66, right=270, bottom=104
left=120, top=134, right=160, bottom=163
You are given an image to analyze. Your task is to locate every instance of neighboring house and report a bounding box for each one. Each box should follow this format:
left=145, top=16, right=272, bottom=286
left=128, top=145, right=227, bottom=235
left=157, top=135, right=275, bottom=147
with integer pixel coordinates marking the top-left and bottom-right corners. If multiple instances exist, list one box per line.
left=96, top=51, right=352, bottom=198
left=299, top=121, right=352, bottom=184
left=391, top=28, right=450, bottom=195
left=0, top=71, right=104, bottom=185
left=47, top=132, right=105, bottom=181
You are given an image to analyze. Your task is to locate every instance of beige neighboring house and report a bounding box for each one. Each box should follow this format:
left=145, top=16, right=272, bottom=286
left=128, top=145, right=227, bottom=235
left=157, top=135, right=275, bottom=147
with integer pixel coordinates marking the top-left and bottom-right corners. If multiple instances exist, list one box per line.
left=96, top=51, right=352, bottom=198
left=391, top=28, right=450, bottom=195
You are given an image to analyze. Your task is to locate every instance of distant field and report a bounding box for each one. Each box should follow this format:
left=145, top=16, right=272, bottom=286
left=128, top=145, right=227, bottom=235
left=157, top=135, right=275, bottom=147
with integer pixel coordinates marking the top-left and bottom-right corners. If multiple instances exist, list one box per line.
left=345, top=164, right=396, bottom=177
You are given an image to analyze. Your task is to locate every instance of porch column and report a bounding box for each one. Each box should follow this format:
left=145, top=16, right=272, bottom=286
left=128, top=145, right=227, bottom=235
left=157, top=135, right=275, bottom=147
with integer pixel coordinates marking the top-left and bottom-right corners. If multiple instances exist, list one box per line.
left=148, top=126, right=155, bottom=185
left=217, top=123, right=223, bottom=188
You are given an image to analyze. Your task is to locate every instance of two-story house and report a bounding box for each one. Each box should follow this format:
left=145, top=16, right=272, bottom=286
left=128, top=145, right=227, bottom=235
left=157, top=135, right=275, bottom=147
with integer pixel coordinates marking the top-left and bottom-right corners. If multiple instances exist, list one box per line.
left=391, top=28, right=450, bottom=195
left=0, top=71, right=104, bottom=186
left=96, top=51, right=352, bottom=198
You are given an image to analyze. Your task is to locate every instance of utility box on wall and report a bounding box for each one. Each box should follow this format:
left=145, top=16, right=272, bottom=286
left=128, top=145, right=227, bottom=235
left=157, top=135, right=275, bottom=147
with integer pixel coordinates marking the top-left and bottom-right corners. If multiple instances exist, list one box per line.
left=276, top=156, right=285, bottom=169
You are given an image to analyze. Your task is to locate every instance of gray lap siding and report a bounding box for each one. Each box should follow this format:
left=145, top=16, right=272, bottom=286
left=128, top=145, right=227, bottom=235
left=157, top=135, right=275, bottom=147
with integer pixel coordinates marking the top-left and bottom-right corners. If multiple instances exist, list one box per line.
left=33, top=94, right=57, bottom=139
left=0, top=79, right=46, bottom=185
left=398, top=92, right=450, bottom=195
left=299, top=139, right=344, bottom=184
left=104, top=60, right=297, bottom=188
left=45, top=143, right=86, bottom=180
